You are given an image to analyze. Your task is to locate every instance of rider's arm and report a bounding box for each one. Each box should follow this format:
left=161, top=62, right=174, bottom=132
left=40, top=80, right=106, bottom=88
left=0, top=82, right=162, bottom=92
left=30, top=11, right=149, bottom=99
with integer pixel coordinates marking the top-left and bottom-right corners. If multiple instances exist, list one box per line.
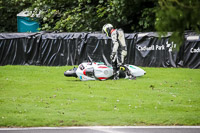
left=111, top=30, right=119, bottom=57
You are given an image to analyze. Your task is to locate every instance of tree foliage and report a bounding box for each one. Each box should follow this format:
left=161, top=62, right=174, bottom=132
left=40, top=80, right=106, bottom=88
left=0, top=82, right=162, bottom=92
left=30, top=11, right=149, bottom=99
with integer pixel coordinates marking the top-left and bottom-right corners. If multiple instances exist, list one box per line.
left=0, top=0, right=156, bottom=32
left=1, top=0, right=199, bottom=46
left=155, top=0, right=200, bottom=44
left=28, top=0, right=157, bottom=32
left=0, top=0, right=34, bottom=32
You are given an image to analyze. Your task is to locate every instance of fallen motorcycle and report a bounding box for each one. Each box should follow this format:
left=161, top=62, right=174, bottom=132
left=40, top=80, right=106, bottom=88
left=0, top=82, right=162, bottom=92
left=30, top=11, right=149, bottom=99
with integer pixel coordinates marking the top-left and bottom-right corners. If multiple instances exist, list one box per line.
left=64, top=62, right=146, bottom=81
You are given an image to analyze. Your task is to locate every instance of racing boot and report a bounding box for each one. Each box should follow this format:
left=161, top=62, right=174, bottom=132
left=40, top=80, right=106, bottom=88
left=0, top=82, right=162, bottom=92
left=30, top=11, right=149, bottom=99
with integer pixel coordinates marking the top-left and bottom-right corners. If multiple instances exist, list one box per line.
left=113, top=71, right=119, bottom=80
left=123, top=65, right=136, bottom=80
left=129, top=74, right=136, bottom=80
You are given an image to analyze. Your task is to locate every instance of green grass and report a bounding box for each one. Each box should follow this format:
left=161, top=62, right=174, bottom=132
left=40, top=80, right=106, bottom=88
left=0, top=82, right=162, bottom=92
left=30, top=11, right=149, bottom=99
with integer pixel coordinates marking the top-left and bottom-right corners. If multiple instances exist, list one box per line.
left=0, top=65, right=200, bottom=127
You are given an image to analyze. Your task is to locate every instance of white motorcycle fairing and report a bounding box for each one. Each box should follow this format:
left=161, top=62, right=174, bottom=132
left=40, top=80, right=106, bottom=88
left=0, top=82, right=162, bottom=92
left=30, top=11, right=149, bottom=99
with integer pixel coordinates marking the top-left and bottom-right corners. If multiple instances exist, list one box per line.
left=124, top=64, right=146, bottom=77
left=76, top=62, right=113, bottom=81
left=64, top=62, right=146, bottom=81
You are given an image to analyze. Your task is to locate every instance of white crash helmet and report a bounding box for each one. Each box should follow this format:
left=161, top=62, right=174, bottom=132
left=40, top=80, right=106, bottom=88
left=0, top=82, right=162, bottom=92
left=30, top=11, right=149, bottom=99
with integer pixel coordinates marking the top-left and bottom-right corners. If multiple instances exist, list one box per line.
left=102, top=23, right=113, bottom=37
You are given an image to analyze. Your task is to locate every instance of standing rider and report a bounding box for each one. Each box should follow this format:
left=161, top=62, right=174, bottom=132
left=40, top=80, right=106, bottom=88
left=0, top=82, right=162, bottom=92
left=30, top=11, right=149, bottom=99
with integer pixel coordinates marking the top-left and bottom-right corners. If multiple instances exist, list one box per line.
left=102, top=24, right=133, bottom=80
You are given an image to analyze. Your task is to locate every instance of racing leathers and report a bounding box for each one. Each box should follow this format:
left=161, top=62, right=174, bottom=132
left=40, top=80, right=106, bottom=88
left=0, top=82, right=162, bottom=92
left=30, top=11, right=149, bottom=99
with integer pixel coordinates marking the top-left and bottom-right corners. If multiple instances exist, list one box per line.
left=110, top=29, right=128, bottom=80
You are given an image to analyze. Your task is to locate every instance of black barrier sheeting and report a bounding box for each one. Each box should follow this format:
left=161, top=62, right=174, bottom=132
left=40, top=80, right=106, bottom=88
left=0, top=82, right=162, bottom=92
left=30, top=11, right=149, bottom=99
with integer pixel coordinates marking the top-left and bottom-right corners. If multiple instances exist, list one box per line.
left=134, top=32, right=177, bottom=67
left=84, top=33, right=137, bottom=66
left=177, top=40, right=200, bottom=68
left=46, top=33, right=85, bottom=65
left=85, top=33, right=112, bottom=65
left=0, top=38, right=25, bottom=65
left=0, top=32, right=199, bottom=68
left=0, top=33, right=42, bottom=65
left=125, top=33, right=137, bottom=65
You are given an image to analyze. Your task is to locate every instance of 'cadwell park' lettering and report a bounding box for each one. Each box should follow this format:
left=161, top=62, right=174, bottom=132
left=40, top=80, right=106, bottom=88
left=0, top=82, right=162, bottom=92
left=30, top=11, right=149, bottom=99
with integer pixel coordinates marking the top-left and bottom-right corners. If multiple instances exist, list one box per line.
left=190, top=47, right=200, bottom=53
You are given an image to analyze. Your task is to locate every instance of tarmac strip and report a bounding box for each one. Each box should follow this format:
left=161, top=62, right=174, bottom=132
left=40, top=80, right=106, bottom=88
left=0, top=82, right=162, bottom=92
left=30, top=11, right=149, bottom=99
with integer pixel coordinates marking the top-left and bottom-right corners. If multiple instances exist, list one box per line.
left=0, top=126, right=199, bottom=133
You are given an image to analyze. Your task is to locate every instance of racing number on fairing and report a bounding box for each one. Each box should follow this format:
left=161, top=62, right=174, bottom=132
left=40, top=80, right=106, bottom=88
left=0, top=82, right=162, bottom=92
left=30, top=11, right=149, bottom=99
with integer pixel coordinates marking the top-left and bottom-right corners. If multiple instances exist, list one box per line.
left=79, top=64, right=85, bottom=70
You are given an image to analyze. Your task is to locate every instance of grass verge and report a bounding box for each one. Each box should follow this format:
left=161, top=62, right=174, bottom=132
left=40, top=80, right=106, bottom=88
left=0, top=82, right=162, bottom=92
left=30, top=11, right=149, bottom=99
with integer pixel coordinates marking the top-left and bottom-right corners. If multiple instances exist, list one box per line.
left=0, top=65, right=200, bottom=127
